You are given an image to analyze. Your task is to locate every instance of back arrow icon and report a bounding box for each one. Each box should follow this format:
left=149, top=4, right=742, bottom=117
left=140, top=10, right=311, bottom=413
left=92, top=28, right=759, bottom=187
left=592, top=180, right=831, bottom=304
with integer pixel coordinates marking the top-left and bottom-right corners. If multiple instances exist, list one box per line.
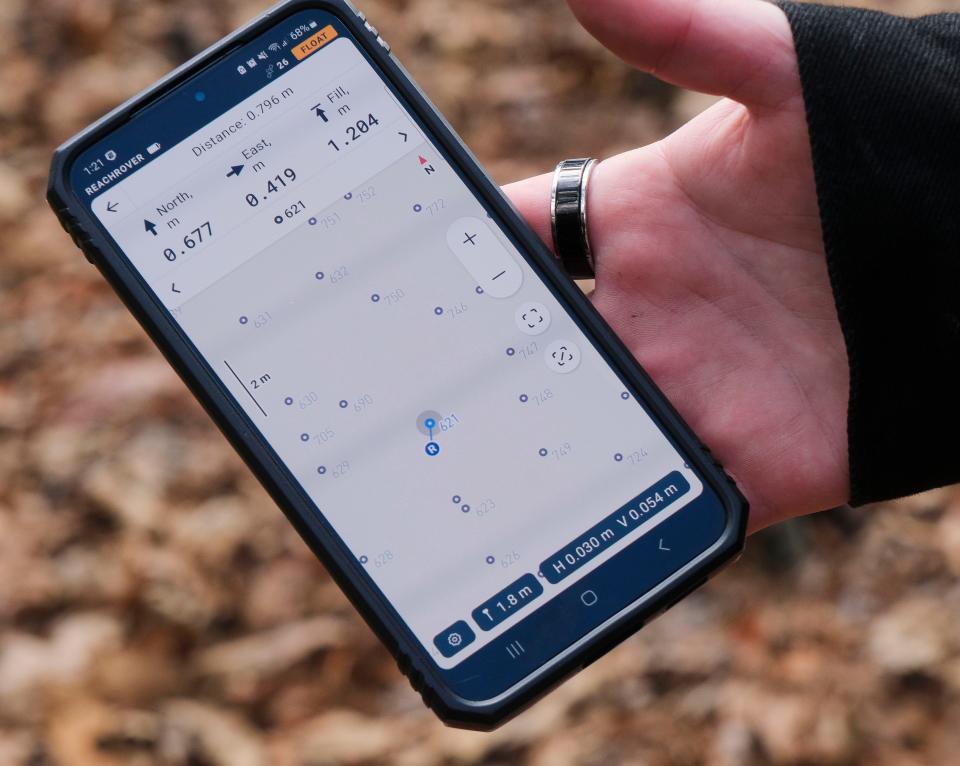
left=658, top=539, right=671, bottom=552
left=105, top=201, right=119, bottom=213
left=171, top=283, right=181, bottom=294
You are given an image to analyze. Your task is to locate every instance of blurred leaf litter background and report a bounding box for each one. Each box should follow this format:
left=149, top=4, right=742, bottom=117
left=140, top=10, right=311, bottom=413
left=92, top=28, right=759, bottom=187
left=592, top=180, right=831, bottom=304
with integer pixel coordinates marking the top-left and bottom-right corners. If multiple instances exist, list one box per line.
left=2, top=0, right=960, bottom=764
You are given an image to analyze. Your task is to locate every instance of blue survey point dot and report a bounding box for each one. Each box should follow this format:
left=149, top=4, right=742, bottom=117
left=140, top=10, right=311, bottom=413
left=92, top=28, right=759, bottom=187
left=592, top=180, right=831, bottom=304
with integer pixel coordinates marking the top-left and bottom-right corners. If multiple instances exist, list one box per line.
left=300, top=433, right=310, bottom=442
left=519, top=394, right=528, bottom=403
left=424, top=418, right=436, bottom=430
left=506, top=347, right=515, bottom=357
left=339, top=399, right=348, bottom=409
left=344, top=192, right=353, bottom=200
left=614, top=453, right=624, bottom=462
left=371, top=293, right=380, bottom=303
left=485, top=555, right=496, bottom=565
left=434, top=306, right=444, bottom=316
left=621, top=391, right=630, bottom=400
left=425, top=441, right=441, bottom=457
left=476, top=286, right=484, bottom=295
left=452, top=495, right=461, bottom=504
left=413, top=203, right=423, bottom=213
left=284, top=397, right=294, bottom=406
left=538, top=448, right=548, bottom=457
left=317, top=465, right=327, bottom=475
left=461, top=504, right=470, bottom=513
left=359, top=555, right=368, bottom=564
left=239, top=316, right=249, bottom=325
left=309, top=217, right=318, bottom=226
left=315, top=271, right=325, bottom=280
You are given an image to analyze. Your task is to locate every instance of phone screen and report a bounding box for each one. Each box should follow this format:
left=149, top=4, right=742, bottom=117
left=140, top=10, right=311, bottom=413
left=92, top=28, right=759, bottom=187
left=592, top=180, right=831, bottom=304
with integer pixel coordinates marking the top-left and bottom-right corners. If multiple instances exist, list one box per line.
left=69, top=8, right=729, bottom=698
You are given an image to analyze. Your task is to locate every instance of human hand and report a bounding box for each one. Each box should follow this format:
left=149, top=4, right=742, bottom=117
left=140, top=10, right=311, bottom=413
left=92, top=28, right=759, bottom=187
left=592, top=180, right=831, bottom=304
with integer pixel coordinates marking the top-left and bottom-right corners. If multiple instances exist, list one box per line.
left=506, top=0, right=849, bottom=532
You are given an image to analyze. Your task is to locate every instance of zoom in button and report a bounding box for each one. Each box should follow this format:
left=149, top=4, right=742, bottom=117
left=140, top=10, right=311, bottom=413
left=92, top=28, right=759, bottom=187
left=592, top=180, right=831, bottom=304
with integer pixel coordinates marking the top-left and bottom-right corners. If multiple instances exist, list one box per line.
left=433, top=620, right=476, bottom=658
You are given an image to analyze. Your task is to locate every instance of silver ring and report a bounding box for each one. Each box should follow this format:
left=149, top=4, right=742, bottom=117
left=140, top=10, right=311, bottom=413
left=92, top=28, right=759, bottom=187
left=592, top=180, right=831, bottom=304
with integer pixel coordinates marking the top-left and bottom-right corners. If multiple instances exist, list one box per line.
left=551, top=158, right=598, bottom=279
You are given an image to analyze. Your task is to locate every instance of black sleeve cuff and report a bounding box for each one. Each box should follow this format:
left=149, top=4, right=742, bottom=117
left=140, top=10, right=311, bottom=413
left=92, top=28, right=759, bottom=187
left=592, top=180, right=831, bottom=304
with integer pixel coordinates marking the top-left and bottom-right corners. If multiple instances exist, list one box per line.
left=778, top=2, right=960, bottom=504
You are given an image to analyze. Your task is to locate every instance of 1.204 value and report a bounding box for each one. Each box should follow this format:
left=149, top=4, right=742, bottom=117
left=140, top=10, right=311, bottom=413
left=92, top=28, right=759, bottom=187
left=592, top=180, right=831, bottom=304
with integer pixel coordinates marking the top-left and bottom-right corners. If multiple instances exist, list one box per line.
left=327, top=114, right=380, bottom=152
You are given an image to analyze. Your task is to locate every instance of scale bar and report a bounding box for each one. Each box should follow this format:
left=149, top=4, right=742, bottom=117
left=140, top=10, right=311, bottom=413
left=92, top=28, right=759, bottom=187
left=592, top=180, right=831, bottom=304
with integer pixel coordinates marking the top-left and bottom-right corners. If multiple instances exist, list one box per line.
left=224, top=360, right=267, bottom=417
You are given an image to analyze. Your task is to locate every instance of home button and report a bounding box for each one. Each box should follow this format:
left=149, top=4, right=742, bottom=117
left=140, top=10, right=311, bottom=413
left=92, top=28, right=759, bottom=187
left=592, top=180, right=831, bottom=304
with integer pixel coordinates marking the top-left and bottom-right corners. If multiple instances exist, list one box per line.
left=580, top=590, right=598, bottom=607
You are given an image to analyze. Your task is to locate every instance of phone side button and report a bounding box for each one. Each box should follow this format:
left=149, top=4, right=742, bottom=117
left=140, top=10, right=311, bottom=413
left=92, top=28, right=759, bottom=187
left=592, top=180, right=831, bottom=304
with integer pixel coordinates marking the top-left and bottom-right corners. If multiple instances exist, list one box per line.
left=376, top=36, right=391, bottom=53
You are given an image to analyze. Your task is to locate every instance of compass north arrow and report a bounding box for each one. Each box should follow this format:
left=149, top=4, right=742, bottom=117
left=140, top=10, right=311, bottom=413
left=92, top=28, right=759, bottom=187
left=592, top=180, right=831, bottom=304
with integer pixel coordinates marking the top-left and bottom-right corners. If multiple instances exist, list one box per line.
left=311, top=104, right=329, bottom=122
left=144, top=219, right=157, bottom=236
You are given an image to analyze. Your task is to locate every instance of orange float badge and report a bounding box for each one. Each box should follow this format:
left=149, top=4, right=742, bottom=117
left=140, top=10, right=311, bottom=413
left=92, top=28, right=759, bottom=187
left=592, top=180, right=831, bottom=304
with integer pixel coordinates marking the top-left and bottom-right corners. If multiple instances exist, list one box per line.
left=291, top=25, right=339, bottom=61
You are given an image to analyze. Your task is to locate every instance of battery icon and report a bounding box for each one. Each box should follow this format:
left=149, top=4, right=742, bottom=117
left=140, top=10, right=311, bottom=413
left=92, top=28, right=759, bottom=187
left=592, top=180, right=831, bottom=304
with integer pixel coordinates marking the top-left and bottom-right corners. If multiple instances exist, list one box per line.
left=146, top=142, right=161, bottom=155
left=309, top=20, right=318, bottom=28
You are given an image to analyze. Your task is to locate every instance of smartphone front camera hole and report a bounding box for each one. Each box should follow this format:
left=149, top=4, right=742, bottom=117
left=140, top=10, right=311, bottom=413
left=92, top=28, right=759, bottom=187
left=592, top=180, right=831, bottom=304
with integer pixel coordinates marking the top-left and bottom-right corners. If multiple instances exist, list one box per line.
left=194, top=91, right=206, bottom=103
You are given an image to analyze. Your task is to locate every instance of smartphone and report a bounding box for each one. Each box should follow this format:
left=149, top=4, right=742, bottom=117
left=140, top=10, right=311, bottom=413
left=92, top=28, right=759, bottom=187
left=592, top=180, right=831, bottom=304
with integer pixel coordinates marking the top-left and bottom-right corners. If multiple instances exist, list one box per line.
left=48, top=0, right=748, bottom=729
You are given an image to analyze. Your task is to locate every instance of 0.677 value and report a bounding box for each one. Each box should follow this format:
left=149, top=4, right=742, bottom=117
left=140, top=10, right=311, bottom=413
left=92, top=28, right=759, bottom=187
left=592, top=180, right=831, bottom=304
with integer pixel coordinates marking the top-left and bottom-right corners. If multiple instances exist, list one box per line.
left=163, top=221, right=213, bottom=261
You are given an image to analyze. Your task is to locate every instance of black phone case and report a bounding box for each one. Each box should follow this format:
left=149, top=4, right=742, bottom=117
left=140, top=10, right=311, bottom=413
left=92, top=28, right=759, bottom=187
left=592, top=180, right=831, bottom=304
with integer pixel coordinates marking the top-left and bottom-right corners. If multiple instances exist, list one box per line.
left=47, top=0, right=749, bottom=730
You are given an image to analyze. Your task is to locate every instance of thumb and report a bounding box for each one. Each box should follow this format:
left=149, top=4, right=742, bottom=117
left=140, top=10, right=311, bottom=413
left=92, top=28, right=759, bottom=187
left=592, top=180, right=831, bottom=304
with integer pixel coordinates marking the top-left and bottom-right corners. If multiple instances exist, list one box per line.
left=567, top=0, right=798, bottom=109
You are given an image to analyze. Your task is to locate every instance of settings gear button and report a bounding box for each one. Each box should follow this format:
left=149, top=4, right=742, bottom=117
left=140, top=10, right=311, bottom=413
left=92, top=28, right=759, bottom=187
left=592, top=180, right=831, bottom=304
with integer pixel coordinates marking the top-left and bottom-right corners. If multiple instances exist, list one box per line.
left=433, top=619, right=477, bottom=658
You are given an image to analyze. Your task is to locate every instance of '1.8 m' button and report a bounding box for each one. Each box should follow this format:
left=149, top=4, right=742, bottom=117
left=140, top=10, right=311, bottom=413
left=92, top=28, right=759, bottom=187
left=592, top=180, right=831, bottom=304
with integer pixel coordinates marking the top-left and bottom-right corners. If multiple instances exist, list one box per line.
left=433, top=620, right=476, bottom=658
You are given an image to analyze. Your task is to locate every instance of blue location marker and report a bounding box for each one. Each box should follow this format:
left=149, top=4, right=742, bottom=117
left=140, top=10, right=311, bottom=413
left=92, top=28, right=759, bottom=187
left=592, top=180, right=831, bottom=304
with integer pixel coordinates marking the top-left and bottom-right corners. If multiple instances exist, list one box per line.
left=476, top=286, right=484, bottom=295
left=452, top=495, right=461, bottom=504
left=621, top=391, right=630, bottom=400
left=539, top=448, right=548, bottom=457
left=461, top=504, right=470, bottom=513
left=614, top=453, right=624, bottom=462
left=315, top=271, right=325, bottom=280
left=425, top=441, right=440, bottom=457
left=359, top=554, right=369, bottom=564
left=519, top=394, right=528, bottom=403
left=485, top=555, right=496, bottom=565
left=309, top=217, right=318, bottom=226
left=300, top=433, right=310, bottom=443
left=317, top=465, right=327, bottom=475
left=506, top=347, right=515, bottom=357
left=413, top=203, right=423, bottom=213
left=371, top=294, right=380, bottom=303
left=284, top=397, right=294, bottom=406
left=424, top=417, right=437, bottom=440
left=344, top=192, right=353, bottom=200
left=434, top=306, right=444, bottom=316
left=339, top=399, right=349, bottom=409
left=239, top=316, right=249, bottom=325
